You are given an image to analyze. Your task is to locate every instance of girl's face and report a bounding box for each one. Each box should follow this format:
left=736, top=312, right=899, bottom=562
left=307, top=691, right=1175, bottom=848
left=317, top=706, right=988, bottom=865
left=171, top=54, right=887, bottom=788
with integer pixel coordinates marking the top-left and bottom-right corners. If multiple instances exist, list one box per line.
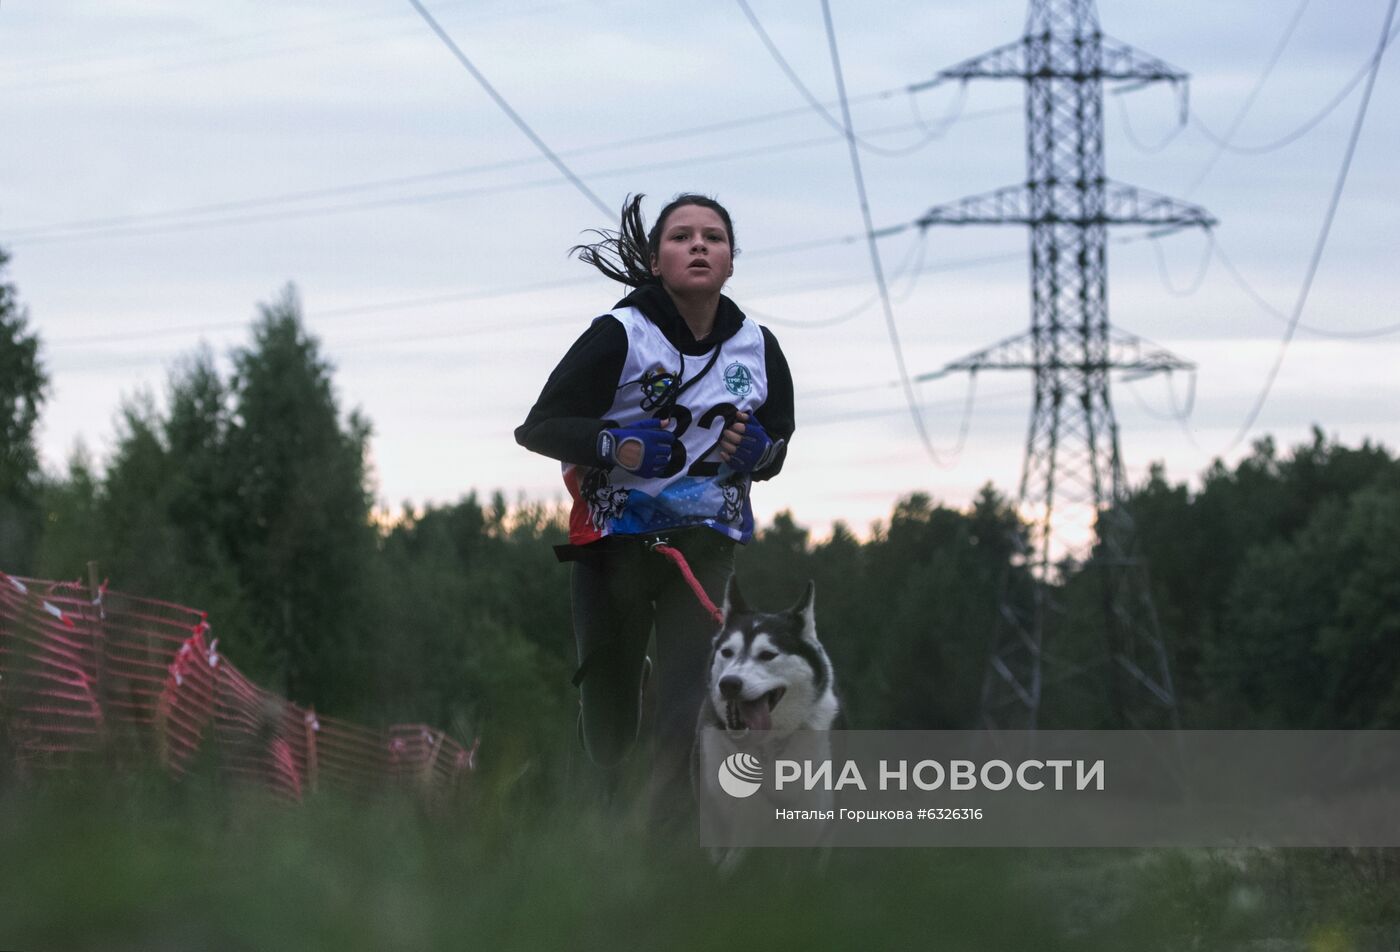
left=650, top=204, right=733, bottom=299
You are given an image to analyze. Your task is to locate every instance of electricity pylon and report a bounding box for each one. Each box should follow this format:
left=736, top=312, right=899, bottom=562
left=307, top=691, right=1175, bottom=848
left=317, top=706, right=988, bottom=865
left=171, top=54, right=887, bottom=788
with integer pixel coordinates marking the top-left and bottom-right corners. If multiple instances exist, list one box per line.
left=914, top=0, right=1214, bottom=729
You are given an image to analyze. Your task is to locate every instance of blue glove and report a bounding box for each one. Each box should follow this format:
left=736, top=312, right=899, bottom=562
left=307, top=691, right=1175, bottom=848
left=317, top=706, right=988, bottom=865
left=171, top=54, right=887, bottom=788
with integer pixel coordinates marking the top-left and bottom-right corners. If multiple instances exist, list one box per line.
left=727, top=416, right=784, bottom=473
left=597, top=419, right=677, bottom=478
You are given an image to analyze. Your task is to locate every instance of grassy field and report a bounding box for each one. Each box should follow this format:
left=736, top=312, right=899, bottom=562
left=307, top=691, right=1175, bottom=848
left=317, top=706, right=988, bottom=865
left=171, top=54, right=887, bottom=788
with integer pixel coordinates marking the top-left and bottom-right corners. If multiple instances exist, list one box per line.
left=0, top=761, right=1397, bottom=952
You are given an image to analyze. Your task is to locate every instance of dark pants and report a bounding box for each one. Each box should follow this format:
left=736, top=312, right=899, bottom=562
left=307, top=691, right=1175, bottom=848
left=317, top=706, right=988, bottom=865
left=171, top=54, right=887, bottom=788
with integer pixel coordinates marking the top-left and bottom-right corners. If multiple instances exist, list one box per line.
left=570, top=529, right=735, bottom=814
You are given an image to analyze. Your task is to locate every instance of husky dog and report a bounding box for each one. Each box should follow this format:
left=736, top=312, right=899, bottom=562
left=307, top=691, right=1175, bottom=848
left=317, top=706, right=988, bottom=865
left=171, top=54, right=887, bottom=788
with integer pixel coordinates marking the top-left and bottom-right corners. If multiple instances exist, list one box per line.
left=692, top=576, right=840, bottom=867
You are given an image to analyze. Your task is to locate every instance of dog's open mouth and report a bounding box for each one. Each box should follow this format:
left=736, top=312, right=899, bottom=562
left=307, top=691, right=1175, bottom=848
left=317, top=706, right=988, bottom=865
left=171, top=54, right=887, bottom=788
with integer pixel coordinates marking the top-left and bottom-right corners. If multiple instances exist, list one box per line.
left=724, top=688, right=786, bottom=733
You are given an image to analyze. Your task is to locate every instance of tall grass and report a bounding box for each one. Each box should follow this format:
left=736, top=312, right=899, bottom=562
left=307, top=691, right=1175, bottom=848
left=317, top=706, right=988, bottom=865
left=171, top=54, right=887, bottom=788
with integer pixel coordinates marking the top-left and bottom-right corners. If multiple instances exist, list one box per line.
left=0, top=758, right=1396, bottom=951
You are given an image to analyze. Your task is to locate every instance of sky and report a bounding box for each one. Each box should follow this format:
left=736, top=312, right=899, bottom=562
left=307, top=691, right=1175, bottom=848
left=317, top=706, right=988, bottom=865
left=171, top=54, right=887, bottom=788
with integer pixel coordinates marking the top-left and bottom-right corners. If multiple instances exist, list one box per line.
left=1, top=0, right=1397, bottom=541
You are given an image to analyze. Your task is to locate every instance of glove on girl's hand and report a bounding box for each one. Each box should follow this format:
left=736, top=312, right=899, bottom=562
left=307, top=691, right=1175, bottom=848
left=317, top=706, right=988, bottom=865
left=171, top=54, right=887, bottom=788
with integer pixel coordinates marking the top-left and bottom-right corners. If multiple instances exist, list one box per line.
left=722, top=413, right=784, bottom=473
left=597, top=418, right=676, bottom=478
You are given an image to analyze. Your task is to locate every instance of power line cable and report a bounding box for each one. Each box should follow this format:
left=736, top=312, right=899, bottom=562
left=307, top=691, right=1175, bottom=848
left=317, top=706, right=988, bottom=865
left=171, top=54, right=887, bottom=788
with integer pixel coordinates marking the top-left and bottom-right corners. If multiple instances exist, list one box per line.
left=6, top=83, right=978, bottom=242
left=1167, top=371, right=1198, bottom=422
left=1123, top=373, right=1202, bottom=451
left=1211, top=240, right=1400, bottom=340
left=818, top=0, right=958, bottom=468
left=45, top=224, right=939, bottom=348
left=907, top=82, right=970, bottom=137
left=1149, top=229, right=1215, bottom=297
left=3, top=114, right=1007, bottom=247
left=404, top=0, right=612, bottom=218
left=0, top=4, right=440, bottom=76
left=734, top=0, right=968, bottom=157
left=1190, top=19, right=1400, bottom=161
left=746, top=243, right=1025, bottom=329
left=49, top=236, right=1015, bottom=354
left=1114, top=92, right=1186, bottom=154
left=0, top=134, right=849, bottom=244
left=744, top=228, right=926, bottom=328
left=939, top=369, right=979, bottom=459
left=0, top=0, right=562, bottom=94
left=1182, top=0, right=1312, bottom=194
left=1122, top=375, right=1190, bottom=424
left=800, top=377, right=1018, bottom=430
left=1226, top=0, right=1398, bottom=452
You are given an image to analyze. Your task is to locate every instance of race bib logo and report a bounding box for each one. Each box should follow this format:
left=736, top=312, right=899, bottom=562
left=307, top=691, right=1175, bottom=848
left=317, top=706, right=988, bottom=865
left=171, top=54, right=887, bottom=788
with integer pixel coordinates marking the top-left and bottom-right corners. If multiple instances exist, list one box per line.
left=724, top=362, right=752, bottom=396
left=639, top=365, right=679, bottom=411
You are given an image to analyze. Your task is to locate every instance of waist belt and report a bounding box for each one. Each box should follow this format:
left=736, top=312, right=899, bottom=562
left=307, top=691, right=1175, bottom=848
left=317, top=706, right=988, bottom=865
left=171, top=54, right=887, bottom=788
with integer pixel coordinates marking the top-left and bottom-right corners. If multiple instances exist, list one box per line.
left=554, top=525, right=730, bottom=563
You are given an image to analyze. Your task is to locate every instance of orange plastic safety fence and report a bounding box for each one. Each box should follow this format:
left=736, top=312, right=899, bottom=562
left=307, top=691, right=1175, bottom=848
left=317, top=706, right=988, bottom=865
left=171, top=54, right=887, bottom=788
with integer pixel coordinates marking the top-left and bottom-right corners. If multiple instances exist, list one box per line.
left=0, top=571, right=477, bottom=803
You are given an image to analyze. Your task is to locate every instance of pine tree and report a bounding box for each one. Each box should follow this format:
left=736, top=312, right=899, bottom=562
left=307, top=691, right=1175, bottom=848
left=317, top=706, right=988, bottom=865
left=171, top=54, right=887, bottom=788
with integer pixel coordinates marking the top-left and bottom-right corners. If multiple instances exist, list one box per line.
left=0, top=249, right=48, bottom=572
left=223, top=285, right=376, bottom=709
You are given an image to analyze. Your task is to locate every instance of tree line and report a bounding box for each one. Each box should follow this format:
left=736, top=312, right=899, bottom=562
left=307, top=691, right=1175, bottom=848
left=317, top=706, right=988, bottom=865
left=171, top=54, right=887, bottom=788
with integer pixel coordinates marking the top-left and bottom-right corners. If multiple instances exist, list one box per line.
left=3, top=260, right=1398, bottom=769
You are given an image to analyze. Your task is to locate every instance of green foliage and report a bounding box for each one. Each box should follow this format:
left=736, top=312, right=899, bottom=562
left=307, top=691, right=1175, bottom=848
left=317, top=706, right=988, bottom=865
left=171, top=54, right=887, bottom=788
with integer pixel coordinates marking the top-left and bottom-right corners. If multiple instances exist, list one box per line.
left=1, top=776, right=1395, bottom=951
left=737, top=485, right=1025, bottom=729
left=1124, top=429, right=1400, bottom=728
left=370, top=494, right=573, bottom=786
left=29, top=286, right=378, bottom=714
left=223, top=287, right=377, bottom=708
left=32, top=443, right=100, bottom=579
left=0, top=248, right=48, bottom=572
left=1211, top=480, right=1400, bottom=727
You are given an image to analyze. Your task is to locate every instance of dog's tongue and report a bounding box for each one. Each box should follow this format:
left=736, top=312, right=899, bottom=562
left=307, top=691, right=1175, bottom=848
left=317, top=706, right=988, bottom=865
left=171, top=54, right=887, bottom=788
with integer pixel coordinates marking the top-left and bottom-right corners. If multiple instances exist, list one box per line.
left=740, top=698, right=771, bottom=732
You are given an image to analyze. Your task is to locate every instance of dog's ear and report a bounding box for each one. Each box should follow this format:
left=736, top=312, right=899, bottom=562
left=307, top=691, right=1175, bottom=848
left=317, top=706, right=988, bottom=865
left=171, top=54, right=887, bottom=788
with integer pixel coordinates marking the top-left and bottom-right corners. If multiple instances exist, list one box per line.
left=792, top=580, right=817, bottom=643
left=722, top=574, right=748, bottom=619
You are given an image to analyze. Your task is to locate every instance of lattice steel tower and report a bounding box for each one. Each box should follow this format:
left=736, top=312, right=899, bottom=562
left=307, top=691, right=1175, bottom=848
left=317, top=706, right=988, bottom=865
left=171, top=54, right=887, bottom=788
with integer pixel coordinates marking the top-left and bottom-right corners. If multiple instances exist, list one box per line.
left=914, top=0, right=1214, bottom=728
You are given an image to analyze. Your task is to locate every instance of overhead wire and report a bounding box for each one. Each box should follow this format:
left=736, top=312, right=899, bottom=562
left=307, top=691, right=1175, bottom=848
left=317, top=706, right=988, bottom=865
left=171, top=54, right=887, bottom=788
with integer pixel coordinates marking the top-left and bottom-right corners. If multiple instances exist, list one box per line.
left=1149, top=229, right=1215, bottom=298
left=1168, top=371, right=1198, bottom=421
left=1114, top=92, right=1186, bottom=154
left=1131, top=2, right=1400, bottom=337
left=1, top=113, right=1020, bottom=247
left=907, top=82, right=970, bottom=137
left=0, top=132, right=867, bottom=245
left=734, top=0, right=970, bottom=157
left=1123, top=373, right=1202, bottom=451
left=48, top=237, right=1021, bottom=356
left=0, top=3, right=442, bottom=76
left=44, top=226, right=932, bottom=348
left=745, top=242, right=1026, bottom=329
left=818, top=0, right=961, bottom=469
left=744, top=227, right=928, bottom=329
left=4, top=1, right=545, bottom=76
left=0, top=0, right=563, bottom=94
left=404, top=0, right=612, bottom=218
left=4, top=83, right=987, bottom=243
left=1190, top=18, right=1400, bottom=160
left=1225, top=0, right=1398, bottom=453
left=800, top=377, right=1016, bottom=430
left=1181, top=0, right=1312, bottom=194
left=1211, top=242, right=1400, bottom=340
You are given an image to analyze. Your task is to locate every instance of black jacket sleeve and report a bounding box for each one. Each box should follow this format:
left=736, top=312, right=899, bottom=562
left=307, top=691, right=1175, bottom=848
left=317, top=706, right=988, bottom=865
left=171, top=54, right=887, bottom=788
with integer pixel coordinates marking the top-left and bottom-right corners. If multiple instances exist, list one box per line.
left=751, top=325, right=794, bottom=482
left=514, top=316, right=628, bottom=467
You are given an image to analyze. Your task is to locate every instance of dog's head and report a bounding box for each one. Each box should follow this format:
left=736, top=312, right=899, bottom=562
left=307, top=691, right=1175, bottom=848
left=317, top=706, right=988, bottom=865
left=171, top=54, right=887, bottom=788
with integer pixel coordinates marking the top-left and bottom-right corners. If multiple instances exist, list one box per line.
left=706, top=576, right=833, bottom=739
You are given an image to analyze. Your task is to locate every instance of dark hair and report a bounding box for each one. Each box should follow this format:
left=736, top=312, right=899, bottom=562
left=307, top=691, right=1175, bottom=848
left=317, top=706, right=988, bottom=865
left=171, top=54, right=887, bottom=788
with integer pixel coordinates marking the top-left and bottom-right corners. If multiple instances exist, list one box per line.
left=571, top=193, right=738, bottom=288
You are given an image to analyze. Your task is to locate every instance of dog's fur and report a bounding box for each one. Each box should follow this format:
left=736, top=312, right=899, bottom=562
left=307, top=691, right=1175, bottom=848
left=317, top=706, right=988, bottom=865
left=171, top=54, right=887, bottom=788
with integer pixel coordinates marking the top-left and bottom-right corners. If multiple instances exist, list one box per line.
left=692, top=576, right=840, bottom=868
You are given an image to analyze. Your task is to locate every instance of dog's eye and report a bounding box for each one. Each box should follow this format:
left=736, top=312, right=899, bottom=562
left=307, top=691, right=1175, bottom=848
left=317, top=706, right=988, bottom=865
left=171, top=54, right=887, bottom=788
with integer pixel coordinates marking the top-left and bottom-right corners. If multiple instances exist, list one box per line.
left=720, top=648, right=734, bottom=658
left=756, top=650, right=777, bottom=661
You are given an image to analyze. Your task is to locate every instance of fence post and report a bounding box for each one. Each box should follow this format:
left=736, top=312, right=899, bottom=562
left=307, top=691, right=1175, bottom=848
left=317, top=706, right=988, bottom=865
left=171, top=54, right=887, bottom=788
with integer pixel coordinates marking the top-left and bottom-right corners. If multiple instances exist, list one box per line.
left=86, top=561, right=109, bottom=735
left=304, top=708, right=319, bottom=795
left=423, top=730, right=445, bottom=790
